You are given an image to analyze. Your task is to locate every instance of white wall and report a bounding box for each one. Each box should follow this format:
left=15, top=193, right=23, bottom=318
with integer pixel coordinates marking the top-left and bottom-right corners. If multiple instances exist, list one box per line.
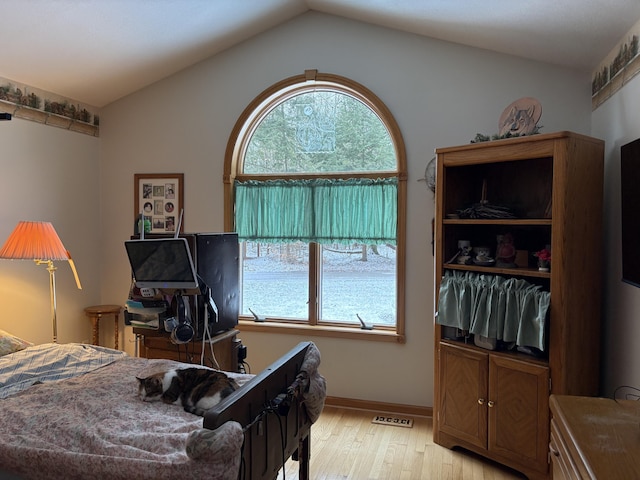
left=98, top=12, right=592, bottom=407
left=592, top=74, right=640, bottom=397
left=0, top=118, right=101, bottom=345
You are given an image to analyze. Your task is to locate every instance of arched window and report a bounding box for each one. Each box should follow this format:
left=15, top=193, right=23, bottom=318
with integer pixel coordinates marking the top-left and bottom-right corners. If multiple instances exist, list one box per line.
left=224, top=70, right=407, bottom=342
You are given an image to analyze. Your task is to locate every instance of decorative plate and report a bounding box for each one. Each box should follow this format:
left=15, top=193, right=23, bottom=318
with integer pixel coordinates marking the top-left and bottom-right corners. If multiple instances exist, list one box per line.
left=498, top=97, right=542, bottom=137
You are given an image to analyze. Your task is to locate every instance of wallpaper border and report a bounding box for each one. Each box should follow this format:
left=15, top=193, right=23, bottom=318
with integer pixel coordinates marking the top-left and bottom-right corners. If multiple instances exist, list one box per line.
left=0, top=76, right=99, bottom=136
left=592, top=19, right=640, bottom=111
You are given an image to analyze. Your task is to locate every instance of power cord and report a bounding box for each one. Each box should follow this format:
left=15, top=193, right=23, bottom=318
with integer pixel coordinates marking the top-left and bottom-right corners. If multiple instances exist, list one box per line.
left=240, top=392, right=291, bottom=480
left=199, top=306, right=221, bottom=369
left=238, top=361, right=250, bottom=374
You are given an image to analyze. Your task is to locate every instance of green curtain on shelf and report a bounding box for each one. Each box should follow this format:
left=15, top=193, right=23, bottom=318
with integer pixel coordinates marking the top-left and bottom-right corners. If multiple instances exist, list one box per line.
left=437, top=270, right=549, bottom=351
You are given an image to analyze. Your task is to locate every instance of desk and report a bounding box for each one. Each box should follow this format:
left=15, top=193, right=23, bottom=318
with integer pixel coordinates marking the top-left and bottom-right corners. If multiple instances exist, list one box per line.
left=549, top=394, right=640, bottom=479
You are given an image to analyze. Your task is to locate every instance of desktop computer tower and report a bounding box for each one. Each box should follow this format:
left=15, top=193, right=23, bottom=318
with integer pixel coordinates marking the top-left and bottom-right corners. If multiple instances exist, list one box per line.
left=195, top=233, right=239, bottom=335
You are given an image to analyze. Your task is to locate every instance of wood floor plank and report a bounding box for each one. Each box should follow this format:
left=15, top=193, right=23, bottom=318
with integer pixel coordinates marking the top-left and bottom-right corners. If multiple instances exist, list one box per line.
left=283, top=406, right=527, bottom=479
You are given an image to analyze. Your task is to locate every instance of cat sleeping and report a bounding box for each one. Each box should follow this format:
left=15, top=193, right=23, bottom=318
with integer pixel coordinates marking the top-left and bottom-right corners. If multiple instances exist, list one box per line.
left=137, top=367, right=239, bottom=416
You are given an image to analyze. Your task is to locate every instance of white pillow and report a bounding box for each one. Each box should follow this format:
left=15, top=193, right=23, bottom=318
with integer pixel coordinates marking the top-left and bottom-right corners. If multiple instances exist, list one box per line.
left=0, top=329, right=33, bottom=357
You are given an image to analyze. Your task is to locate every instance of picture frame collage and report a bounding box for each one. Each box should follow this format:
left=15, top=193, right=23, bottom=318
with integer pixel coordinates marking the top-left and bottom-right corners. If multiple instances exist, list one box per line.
left=134, top=173, right=184, bottom=234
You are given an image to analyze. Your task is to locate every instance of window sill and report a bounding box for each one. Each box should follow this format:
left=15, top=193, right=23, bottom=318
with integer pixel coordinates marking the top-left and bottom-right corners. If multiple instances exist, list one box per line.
left=237, top=320, right=405, bottom=343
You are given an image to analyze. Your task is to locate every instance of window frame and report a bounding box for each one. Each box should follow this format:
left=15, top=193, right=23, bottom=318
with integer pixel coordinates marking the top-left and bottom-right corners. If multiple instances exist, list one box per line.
left=223, top=70, right=407, bottom=343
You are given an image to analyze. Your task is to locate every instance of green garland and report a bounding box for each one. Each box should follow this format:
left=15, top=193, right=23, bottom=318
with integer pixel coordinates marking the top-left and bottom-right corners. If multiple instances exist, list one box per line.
left=470, top=125, right=542, bottom=143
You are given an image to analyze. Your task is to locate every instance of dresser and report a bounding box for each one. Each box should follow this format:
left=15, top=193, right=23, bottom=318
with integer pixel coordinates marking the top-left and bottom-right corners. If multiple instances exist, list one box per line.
left=549, top=394, right=640, bottom=479
left=133, top=327, right=240, bottom=372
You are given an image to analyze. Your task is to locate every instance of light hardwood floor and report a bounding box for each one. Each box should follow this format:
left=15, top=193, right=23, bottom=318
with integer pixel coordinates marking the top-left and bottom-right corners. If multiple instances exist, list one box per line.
left=283, top=406, right=527, bottom=480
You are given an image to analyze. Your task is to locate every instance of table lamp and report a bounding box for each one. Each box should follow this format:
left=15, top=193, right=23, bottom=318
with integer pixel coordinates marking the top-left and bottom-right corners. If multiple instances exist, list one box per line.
left=0, top=221, right=82, bottom=343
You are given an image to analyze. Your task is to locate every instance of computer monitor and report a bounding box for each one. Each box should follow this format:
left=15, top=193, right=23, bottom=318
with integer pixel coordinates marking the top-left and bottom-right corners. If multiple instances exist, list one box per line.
left=124, top=238, right=199, bottom=290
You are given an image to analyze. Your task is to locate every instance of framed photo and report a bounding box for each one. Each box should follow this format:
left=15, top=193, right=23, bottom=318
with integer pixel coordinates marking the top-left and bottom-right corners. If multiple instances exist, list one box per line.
left=134, top=173, right=184, bottom=234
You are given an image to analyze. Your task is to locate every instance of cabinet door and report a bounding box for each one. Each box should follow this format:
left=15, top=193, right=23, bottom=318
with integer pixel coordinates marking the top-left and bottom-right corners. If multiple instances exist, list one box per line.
left=439, top=342, right=488, bottom=449
left=488, top=355, right=550, bottom=473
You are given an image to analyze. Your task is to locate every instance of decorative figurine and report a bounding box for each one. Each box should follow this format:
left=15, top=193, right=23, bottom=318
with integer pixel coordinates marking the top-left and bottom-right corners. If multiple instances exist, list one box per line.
left=496, top=233, right=517, bottom=268
left=473, top=246, right=495, bottom=266
left=456, top=240, right=473, bottom=264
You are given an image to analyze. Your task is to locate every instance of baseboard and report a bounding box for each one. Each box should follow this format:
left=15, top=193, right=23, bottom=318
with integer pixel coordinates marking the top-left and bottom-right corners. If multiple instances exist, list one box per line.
left=324, top=396, right=432, bottom=417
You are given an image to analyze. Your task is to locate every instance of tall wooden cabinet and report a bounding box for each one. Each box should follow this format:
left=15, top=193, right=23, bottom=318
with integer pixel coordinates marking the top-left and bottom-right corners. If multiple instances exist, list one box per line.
left=433, top=132, right=604, bottom=480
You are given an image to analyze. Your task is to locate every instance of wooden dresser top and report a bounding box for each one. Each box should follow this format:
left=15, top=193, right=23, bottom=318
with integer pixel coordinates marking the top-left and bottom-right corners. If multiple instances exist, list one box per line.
left=550, top=394, right=640, bottom=479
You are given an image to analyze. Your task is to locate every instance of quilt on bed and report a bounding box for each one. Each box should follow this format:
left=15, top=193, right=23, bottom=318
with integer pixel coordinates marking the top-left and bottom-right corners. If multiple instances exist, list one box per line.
left=0, top=343, right=253, bottom=480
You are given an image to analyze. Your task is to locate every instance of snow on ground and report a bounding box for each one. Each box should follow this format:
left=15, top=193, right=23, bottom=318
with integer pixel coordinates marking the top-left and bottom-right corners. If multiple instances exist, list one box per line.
left=241, top=243, right=396, bottom=325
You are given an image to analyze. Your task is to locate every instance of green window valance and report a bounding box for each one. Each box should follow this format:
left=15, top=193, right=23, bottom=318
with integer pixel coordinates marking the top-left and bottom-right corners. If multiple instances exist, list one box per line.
left=234, top=177, right=397, bottom=244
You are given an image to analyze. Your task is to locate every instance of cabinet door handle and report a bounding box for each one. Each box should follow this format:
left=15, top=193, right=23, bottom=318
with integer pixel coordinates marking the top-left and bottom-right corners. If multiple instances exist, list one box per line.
left=487, top=400, right=495, bottom=408
left=549, top=442, right=560, bottom=457
left=478, top=398, right=485, bottom=405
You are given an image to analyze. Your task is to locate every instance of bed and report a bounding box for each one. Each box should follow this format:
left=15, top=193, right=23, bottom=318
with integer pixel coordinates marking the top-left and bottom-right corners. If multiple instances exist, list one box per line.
left=0, top=330, right=325, bottom=480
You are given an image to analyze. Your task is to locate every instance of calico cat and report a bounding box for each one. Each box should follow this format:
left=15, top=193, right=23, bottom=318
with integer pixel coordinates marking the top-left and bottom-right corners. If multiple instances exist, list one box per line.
left=137, top=367, right=239, bottom=416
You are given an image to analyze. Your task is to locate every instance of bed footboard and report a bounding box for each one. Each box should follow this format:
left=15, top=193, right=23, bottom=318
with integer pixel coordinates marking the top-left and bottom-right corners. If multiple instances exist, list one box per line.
left=204, top=342, right=315, bottom=480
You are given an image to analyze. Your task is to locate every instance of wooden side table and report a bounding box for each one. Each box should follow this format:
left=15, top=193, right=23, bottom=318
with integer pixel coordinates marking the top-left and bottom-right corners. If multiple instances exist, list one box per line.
left=84, top=305, right=123, bottom=350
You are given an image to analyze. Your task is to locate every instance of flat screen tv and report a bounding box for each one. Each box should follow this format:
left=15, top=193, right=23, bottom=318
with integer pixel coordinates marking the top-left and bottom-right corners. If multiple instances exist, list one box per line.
left=124, top=238, right=199, bottom=290
left=621, top=138, right=640, bottom=287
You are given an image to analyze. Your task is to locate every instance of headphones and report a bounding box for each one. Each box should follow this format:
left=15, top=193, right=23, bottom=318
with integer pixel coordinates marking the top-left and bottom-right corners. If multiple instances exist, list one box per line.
left=166, top=294, right=194, bottom=344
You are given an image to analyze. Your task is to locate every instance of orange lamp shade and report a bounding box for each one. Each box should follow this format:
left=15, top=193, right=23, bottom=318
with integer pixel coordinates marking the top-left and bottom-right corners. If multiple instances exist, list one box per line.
left=0, top=221, right=69, bottom=261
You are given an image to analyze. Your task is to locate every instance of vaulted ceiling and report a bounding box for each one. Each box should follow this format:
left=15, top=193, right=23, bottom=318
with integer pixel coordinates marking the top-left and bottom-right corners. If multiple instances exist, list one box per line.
left=2, top=0, right=640, bottom=107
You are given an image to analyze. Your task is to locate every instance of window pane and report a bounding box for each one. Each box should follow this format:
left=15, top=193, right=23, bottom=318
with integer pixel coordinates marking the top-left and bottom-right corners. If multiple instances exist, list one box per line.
left=240, top=241, right=309, bottom=319
left=244, top=91, right=396, bottom=174
left=320, top=243, right=396, bottom=326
